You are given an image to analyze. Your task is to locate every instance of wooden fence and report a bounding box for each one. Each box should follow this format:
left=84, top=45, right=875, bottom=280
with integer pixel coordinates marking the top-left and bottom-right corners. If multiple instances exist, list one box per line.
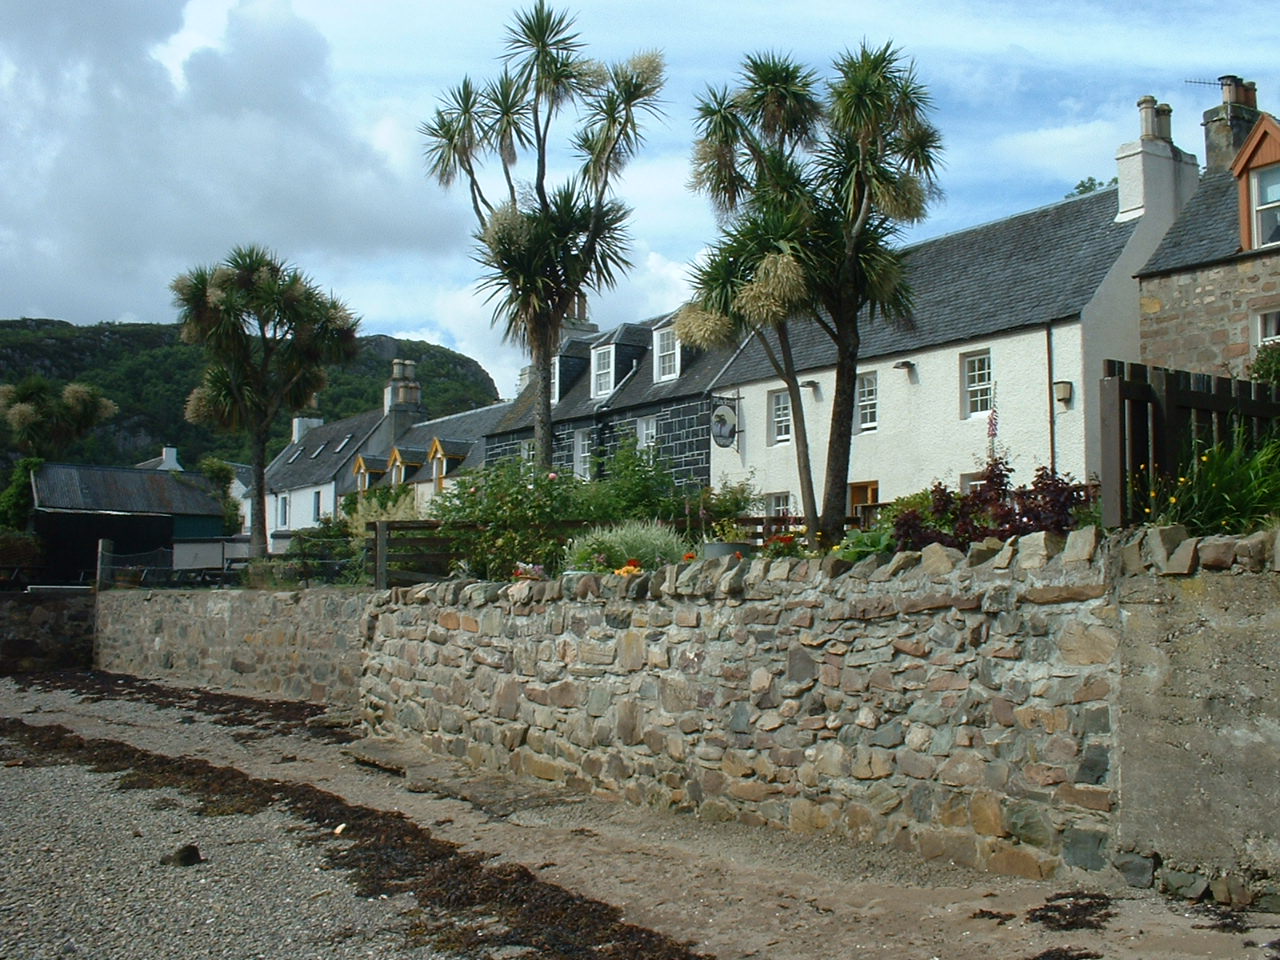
left=1099, top=360, right=1280, bottom=527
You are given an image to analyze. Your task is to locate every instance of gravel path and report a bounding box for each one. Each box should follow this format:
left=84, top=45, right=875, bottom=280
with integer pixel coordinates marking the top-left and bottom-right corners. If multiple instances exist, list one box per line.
left=2, top=672, right=1276, bottom=960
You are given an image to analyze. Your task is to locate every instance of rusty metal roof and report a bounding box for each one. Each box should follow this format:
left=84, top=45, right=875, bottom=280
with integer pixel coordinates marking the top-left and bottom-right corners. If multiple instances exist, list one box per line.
left=32, top=462, right=224, bottom=517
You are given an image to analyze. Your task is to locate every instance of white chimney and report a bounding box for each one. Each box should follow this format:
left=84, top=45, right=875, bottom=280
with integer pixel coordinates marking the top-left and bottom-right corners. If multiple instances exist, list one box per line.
left=292, top=416, right=323, bottom=442
left=1114, top=96, right=1199, bottom=223
left=159, top=446, right=182, bottom=471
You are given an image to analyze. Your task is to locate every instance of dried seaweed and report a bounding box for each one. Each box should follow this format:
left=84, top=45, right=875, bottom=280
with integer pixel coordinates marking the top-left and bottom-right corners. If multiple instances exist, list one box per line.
left=1026, top=890, right=1115, bottom=931
left=0, top=717, right=709, bottom=959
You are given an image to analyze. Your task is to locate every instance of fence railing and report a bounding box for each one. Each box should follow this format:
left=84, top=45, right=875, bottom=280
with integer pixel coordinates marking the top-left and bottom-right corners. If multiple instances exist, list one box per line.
left=1099, top=360, right=1280, bottom=527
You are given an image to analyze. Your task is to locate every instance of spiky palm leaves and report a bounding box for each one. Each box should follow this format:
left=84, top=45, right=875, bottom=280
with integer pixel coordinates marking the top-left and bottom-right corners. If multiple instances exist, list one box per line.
left=172, top=244, right=359, bottom=556
left=421, top=1, right=665, bottom=465
left=686, top=42, right=941, bottom=544
left=0, top=375, right=117, bottom=459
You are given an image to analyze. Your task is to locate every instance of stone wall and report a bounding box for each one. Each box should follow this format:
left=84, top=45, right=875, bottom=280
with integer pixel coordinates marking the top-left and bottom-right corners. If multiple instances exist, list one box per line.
left=95, top=588, right=374, bottom=709
left=1138, top=248, right=1280, bottom=378
left=0, top=591, right=96, bottom=673
left=364, top=529, right=1124, bottom=883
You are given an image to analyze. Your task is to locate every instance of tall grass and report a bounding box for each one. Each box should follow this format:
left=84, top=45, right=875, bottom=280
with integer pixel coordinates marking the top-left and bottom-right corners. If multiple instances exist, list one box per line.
left=1148, top=430, right=1280, bottom=535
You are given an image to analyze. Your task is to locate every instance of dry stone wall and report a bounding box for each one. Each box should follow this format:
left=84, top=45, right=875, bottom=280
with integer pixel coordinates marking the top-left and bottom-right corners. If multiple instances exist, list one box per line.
left=364, top=528, right=1125, bottom=883
left=96, top=588, right=373, bottom=709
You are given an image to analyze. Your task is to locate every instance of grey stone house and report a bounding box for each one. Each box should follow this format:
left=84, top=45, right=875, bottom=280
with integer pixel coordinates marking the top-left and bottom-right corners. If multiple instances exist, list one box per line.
left=1137, top=76, right=1280, bottom=379
left=483, top=313, right=737, bottom=486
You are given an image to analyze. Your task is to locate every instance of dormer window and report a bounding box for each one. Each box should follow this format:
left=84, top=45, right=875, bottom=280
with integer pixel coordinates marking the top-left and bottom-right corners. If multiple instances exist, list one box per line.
left=654, top=327, right=679, bottom=381
left=1253, top=164, right=1280, bottom=247
left=592, top=345, right=615, bottom=398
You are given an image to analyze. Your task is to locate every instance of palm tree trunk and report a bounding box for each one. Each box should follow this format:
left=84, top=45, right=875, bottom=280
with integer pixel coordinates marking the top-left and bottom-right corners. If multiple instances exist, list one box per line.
left=775, top=324, right=820, bottom=544
left=820, top=320, right=860, bottom=547
left=249, top=435, right=268, bottom=559
left=530, top=333, right=554, bottom=468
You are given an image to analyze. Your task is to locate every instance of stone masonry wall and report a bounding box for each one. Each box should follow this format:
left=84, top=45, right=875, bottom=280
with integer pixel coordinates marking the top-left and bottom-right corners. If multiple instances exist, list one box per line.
left=363, top=529, right=1123, bottom=883
left=95, top=588, right=374, bottom=709
left=1139, top=249, right=1280, bottom=378
left=0, top=592, right=96, bottom=673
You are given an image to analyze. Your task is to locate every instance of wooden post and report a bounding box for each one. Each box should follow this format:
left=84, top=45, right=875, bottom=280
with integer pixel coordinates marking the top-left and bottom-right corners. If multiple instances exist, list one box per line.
left=1098, top=376, right=1125, bottom=528
left=96, top=539, right=113, bottom=591
left=375, top=522, right=388, bottom=590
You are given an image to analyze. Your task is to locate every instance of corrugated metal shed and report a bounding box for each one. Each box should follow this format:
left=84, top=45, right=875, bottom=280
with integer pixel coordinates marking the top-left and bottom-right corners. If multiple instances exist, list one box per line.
left=32, top=462, right=223, bottom=518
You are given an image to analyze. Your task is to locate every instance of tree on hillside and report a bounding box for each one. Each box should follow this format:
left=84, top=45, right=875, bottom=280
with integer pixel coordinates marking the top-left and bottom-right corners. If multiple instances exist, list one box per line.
left=678, top=45, right=941, bottom=546
left=421, top=1, right=665, bottom=465
left=0, top=374, right=118, bottom=459
left=172, top=245, right=360, bottom=557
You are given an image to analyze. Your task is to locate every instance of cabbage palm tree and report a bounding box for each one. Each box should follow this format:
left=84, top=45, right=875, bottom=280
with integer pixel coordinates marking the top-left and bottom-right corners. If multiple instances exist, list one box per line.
left=0, top=374, right=118, bottom=459
left=684, top=45, right=941, bottom=546
left=172, top=245, right=359, bottom=556
left=421, top=2, right=664, bottom=465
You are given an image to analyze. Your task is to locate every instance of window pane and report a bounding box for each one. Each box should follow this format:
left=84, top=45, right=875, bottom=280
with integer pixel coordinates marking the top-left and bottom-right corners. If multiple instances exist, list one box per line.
left=770, top=391, right=791, bottom=441
left=1258, top=166, right=1280, bottom=206
left=1259, top=206, right=1280, bottom=246
left=857, top=373, right=877, bottom=428
left=964, top=353, right=992, bottom=414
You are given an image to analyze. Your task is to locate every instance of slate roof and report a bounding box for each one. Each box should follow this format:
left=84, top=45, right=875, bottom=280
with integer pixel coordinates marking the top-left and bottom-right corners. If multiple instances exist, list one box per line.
left=1137, top=171, right=1242, bottom=276
left=32, top=463, right=223, bottom=517
left=713, top=187, right=1140, bottom=385
left=265, top=408, right=384, bottom=493
left=492, top=315, right=738, bottom=433
left=397, top=401, right=516, bottom=479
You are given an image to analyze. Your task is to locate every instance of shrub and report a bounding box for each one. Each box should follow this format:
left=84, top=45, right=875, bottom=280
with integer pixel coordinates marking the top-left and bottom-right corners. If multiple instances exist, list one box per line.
left=833, top=528, right=894, bottom=564
left=430, top=458, right=581, bottom=579
left=0, top=457, right=41, bottom=531
left=572, top=435, right=687, bottom=523
left=284, top=515, right=367, bottom=584
left=1247, top=341, right=1280, bottom=386
left=892, top=457, right=1092, bottom=551
left=563, top=519, right=689, bottom=573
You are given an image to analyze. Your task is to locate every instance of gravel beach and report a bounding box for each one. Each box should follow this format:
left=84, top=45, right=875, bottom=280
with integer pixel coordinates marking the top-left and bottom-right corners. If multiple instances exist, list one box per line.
left=1, top=672, right=1275, bottom=960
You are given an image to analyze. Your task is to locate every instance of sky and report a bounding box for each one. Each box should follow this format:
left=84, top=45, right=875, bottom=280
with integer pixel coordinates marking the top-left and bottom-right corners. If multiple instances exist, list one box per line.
left=2, top=1, right=1277, bottom=397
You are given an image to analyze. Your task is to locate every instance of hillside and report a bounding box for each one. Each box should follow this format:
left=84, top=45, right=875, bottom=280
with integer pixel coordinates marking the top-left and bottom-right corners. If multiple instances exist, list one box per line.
left=0, top=318, right=499, bottom=469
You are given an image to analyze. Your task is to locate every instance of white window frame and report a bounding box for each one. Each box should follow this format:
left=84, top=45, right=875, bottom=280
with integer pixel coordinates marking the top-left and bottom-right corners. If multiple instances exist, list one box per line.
left=1258, top=310, right=1280, bottom=345
left=312, top=490, right=322, bottom=522
left=654, top=327, right=679, bottom=381
left=962, top=351, right=993, bottom=416
left=277, top=494, right=289, bottom=529
left=636, top=415, right=657, bottom=449
left=766, top=492, right=792, bottom=517
left=573, top=428, right=592, bottom=479
left=1253, top=164, right=1280, bottom=248
left=768, top=389, right=792, bottom=444
left=592, top=345, right=615, bottom=398
left=856, top=371, right=878, bottom=431
left=550, top=358, right=560, bottom=403
left=519, top=439, right=536, bottom=461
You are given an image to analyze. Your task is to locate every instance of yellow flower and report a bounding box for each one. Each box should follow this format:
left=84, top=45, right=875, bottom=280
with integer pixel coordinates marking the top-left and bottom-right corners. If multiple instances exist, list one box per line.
left=1168, top=496, right=1177, bottom=504
left=1144, top=507, right=1151, bottom=514
left=1201, top=455, right=1209, bottom=462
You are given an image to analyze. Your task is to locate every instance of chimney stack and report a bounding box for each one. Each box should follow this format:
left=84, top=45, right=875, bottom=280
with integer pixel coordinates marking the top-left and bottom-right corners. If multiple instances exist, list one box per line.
left=1203, top=75, right=1261, bottom=172
left=1115, top=96, right=1199, bottom=222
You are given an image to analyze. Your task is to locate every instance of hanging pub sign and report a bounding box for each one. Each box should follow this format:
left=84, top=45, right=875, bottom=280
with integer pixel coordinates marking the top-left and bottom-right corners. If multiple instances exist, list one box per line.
left=710, top=401, right=738, bottom=448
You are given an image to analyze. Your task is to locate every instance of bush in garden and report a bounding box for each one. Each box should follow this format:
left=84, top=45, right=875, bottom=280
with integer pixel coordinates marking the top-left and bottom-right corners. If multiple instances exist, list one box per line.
left=429, top=457, right=581, bottom=580
left=284, top=515, right=367, bottom=584
left=563, top=519, right=690, bottom=573
left=891, top=456, right=1092, bottom=551
left=833, top=527, right=895, bottom=564
left=573, top=435, right=688, bottom=523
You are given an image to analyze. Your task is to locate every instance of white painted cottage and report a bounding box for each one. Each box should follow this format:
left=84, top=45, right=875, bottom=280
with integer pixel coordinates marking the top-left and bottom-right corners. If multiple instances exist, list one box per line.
left=705, top=96, right=1200, bottom=517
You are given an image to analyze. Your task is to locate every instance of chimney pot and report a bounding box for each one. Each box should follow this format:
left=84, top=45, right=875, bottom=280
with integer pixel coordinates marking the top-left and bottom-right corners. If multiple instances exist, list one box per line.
left=392, top=358, right=405, bottom=380
left=1155, top=103, right=1173, bottom=142
left=1245, top=81, right=1258, bottom=110
left=1137, top=95, right=1158, bottom=140
left=1219, top=75, right=1245, bottom=104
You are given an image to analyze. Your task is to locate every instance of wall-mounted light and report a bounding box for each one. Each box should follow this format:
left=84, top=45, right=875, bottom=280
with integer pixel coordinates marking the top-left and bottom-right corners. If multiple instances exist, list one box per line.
left=892, top=360, right=915, bottom=370
left=801, top=379, right=819, bottom=390
left=1053, top=380, right=1074, bottom=403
